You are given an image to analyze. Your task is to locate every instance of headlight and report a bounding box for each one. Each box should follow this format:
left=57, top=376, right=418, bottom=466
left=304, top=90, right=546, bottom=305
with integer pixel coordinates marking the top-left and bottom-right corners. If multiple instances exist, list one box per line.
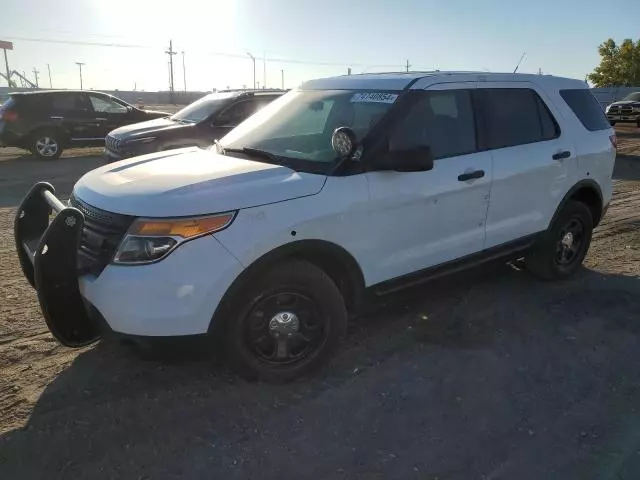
left=113, top=212, right=236, bottom=264
left=605, top=105, right=611, bottom=112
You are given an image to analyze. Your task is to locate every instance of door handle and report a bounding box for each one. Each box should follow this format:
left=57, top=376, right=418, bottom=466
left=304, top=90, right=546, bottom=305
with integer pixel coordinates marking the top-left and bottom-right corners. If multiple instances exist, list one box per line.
left=458, top=170, right=485, bottom=182
left=95, top=118, right=108, bottom=121
left=552, top=150, right=571, bottom=160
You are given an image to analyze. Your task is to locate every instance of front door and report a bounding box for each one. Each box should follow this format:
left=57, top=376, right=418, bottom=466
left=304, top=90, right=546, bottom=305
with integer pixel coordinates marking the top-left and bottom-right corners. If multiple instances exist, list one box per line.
left=364, top=84, right=493, bottom=285
left=85, top=93, right=132, bottom=141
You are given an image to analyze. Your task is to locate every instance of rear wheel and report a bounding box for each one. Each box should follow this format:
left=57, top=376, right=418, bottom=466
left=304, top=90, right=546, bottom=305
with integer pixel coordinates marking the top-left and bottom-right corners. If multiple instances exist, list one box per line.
left=526, top=200, right=593, bottom=280
left=224, top=260, right=347, bottom=383
left=30, top=130, right=63, bottom=160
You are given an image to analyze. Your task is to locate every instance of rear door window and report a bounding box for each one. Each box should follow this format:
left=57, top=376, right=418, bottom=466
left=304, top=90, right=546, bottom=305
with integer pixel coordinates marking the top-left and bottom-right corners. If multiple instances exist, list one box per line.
left=480, top=88, right=559, bottom=149
left=49, top=93, right=86, bottom=113
left=559, top=89, right=611, bottom=131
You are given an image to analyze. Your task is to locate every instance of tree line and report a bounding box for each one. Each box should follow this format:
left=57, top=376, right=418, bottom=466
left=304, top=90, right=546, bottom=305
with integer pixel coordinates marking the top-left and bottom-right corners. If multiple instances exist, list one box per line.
left=588, top=38, right=640, bottom=87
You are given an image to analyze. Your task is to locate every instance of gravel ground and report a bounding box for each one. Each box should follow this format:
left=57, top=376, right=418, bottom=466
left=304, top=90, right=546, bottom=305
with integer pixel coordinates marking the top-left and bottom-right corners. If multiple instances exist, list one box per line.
left=0, top=126, right=639, bottom=479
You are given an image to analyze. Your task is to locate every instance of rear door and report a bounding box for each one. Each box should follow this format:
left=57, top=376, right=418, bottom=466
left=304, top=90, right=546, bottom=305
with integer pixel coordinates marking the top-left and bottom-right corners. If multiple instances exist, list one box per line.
left=48, top=92, right=100, bottom=144
left=477, top=83, right=576, bottom=248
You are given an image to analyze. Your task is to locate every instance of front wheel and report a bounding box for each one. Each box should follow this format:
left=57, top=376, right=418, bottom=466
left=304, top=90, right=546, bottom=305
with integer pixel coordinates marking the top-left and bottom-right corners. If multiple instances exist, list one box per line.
left=526, top=200, right=594, bottom=280
left=30, top=131, right=63, bottom=160
left=225, top=260, right=347, bottom=383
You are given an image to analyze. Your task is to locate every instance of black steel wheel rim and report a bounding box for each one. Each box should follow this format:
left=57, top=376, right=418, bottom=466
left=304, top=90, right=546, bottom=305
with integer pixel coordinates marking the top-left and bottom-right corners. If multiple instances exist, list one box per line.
left=555, top=217, right=585, bottom=266
left=243, top=291, right=328, bottom=366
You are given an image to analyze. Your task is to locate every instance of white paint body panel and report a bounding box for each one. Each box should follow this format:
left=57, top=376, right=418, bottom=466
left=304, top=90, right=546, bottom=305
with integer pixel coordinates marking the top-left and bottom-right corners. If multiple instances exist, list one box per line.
left=74, top=147, right=326, bottom=217
left=79, top=235, right=243, bottom=336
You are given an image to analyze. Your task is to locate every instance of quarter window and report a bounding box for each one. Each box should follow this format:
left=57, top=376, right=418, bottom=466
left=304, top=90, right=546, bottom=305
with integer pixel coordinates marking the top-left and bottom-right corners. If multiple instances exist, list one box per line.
left=559, top=89, right=611, bottom=132
left=390, top=90, right=477, bottom=159
left=481, top=88, right=559, bottom=149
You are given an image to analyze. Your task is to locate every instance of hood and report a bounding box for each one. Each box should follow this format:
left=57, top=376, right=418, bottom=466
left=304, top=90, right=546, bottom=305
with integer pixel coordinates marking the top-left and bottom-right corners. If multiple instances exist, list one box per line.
left=609, top=100, right=640, bottom=106
left=109, top=117, right=190, bottom=138
left=73, top=147, right=327, bottom=217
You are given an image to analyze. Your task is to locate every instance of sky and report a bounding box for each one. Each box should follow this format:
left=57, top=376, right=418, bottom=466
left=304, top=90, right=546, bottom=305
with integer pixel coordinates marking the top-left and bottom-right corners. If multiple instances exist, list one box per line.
left=1, top=0, right=639, bottom=92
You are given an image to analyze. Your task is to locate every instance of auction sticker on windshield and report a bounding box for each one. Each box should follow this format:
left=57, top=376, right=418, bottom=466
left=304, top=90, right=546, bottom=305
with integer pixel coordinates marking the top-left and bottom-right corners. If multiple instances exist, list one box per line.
left=351, top=92, right=398, bottom=103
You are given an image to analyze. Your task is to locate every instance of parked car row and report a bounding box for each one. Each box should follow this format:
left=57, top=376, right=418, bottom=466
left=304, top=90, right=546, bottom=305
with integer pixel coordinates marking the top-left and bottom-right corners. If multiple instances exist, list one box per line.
left=0, top=88, right=286, bottom=160
left=14, top=71, right=615, bottom=382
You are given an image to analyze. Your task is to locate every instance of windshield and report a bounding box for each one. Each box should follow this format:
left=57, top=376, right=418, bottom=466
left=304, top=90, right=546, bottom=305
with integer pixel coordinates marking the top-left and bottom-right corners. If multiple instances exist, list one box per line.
left=171, top=92, right=236, bottom=123
left=622, top=92, right=640, bottom=102
left=220, top=89, right=399, bottom=165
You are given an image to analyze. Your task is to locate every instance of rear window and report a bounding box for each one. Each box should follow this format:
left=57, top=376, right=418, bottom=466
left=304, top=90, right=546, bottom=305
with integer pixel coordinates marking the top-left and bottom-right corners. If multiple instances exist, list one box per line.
left=559, top=89, right=610, bottom=131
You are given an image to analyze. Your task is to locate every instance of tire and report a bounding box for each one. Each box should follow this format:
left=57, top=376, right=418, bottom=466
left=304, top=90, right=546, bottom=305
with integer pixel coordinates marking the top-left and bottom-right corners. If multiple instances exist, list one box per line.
left=224, top=260, right=347, bottom=383
left=526, top=200, right=593, bottom=281
left=30, top=130, right=64, bottom=160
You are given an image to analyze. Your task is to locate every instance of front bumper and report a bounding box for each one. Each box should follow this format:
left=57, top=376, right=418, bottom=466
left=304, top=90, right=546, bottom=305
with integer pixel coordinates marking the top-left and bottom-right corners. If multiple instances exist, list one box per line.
left=607, top=112, right=640, bottom=123
left=15, top=183, right=244, bottom=346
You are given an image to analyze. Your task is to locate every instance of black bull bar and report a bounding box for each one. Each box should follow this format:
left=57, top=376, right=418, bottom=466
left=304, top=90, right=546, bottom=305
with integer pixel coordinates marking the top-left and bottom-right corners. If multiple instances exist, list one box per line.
left=14, top=182, right=101, bottom=347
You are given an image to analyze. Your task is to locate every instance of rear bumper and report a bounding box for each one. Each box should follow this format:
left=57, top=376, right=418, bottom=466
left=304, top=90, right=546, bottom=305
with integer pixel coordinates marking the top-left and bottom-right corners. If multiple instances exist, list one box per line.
left=14, top=182, right=244, bottom=346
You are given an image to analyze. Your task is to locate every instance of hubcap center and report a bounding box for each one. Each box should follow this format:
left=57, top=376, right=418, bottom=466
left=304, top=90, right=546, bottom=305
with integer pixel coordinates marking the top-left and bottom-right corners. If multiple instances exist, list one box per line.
left=561, top=232, right=575, bottom=249
left=268, top=311, right=300, bottom=337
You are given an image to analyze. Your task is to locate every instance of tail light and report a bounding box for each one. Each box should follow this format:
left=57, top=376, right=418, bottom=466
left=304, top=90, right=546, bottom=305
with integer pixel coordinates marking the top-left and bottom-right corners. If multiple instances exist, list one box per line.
left=609, top=134, right=617, bottom=150
left=0, top=110, right=18, bottom=121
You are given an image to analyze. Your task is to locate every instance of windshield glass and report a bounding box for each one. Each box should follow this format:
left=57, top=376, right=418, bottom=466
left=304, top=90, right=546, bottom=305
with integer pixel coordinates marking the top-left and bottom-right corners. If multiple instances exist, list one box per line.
left=622, top=92, right=640, bottom=102
left=171, top=92, right=236, bottom=123
left=220, top=89, right=399, bottom=165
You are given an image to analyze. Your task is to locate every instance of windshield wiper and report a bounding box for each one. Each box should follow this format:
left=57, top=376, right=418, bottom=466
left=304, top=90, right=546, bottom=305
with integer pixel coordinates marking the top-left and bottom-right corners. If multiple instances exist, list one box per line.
left=223, top=147, right=281, bottom=165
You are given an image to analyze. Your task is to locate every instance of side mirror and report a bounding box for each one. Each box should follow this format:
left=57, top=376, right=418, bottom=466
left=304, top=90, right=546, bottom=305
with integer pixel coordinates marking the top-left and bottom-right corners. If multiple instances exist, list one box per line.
left=373, top=146, right=434, bottom=172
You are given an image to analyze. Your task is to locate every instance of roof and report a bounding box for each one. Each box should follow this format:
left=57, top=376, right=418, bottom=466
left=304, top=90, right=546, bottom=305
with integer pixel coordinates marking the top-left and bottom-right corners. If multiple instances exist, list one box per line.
left=301, top=71, right=588, bottom=91
left=10, top=89, right=108, bottom=96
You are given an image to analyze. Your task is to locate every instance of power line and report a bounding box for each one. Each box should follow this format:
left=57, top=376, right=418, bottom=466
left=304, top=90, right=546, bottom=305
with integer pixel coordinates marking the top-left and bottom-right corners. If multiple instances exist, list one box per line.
left=4, top=35, right=405, bottom=69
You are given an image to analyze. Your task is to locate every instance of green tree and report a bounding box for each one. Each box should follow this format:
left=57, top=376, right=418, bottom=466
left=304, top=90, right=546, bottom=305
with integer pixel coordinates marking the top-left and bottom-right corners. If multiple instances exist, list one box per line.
left=588, top=38, right=640, bottom=87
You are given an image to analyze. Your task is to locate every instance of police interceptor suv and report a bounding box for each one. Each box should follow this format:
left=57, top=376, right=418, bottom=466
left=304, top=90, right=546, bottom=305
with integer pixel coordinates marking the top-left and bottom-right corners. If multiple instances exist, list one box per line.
left=15, top=72, right=615, bottom=382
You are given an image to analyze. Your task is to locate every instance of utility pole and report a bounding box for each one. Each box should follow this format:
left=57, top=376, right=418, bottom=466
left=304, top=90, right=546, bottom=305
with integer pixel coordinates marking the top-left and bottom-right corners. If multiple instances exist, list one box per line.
left=32, top=68, right=39, bottom=88
left=47, top=64, right=52, bottom=88
left=181, top=51, right=186, bottom=92
left=246, top=52, right=256, bottom=89
left=405, top=59, right=411, bottom=72
left=75, top=62, right=85, bottom=90
left=347, top=67, right=352, bottom=75
left=281, top=69, right=284, bottom=89
left=263, top=51, right=266, bottom=89
left=165, top=40, right=177, bottom=103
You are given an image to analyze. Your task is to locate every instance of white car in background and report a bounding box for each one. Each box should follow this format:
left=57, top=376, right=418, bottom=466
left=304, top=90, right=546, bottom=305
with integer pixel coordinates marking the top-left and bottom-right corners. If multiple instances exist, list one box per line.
left=15, top=71, right=615, bottom=382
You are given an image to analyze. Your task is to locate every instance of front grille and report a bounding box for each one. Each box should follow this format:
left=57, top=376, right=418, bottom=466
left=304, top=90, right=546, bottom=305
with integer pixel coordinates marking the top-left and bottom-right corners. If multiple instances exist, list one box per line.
left=69, top=195, right=134, bottom=275
left=105, top=134, right=122, bottom=153
left=609, top=105, right=634, bottom=114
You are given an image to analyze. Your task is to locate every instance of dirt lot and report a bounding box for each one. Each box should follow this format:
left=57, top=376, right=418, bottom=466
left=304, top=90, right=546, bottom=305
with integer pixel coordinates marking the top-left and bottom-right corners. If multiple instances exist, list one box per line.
left=1, top=126, right=640, bottom=479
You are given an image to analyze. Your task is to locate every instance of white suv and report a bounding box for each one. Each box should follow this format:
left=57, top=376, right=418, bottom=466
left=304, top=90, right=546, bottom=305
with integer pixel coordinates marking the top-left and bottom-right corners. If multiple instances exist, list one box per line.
left=15, top=72, right=615, bottom=382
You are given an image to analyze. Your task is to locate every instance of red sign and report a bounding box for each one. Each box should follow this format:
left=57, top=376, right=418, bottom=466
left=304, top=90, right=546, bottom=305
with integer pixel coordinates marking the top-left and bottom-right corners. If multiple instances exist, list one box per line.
left=0, top=41, right=13, bottom=50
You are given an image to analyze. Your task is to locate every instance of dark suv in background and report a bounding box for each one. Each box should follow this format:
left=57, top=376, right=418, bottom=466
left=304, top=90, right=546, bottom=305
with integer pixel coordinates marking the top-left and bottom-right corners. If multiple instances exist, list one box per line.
left=0, top=90, right=168, bottom=159
left=104, top=89, right=286, bottom=162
